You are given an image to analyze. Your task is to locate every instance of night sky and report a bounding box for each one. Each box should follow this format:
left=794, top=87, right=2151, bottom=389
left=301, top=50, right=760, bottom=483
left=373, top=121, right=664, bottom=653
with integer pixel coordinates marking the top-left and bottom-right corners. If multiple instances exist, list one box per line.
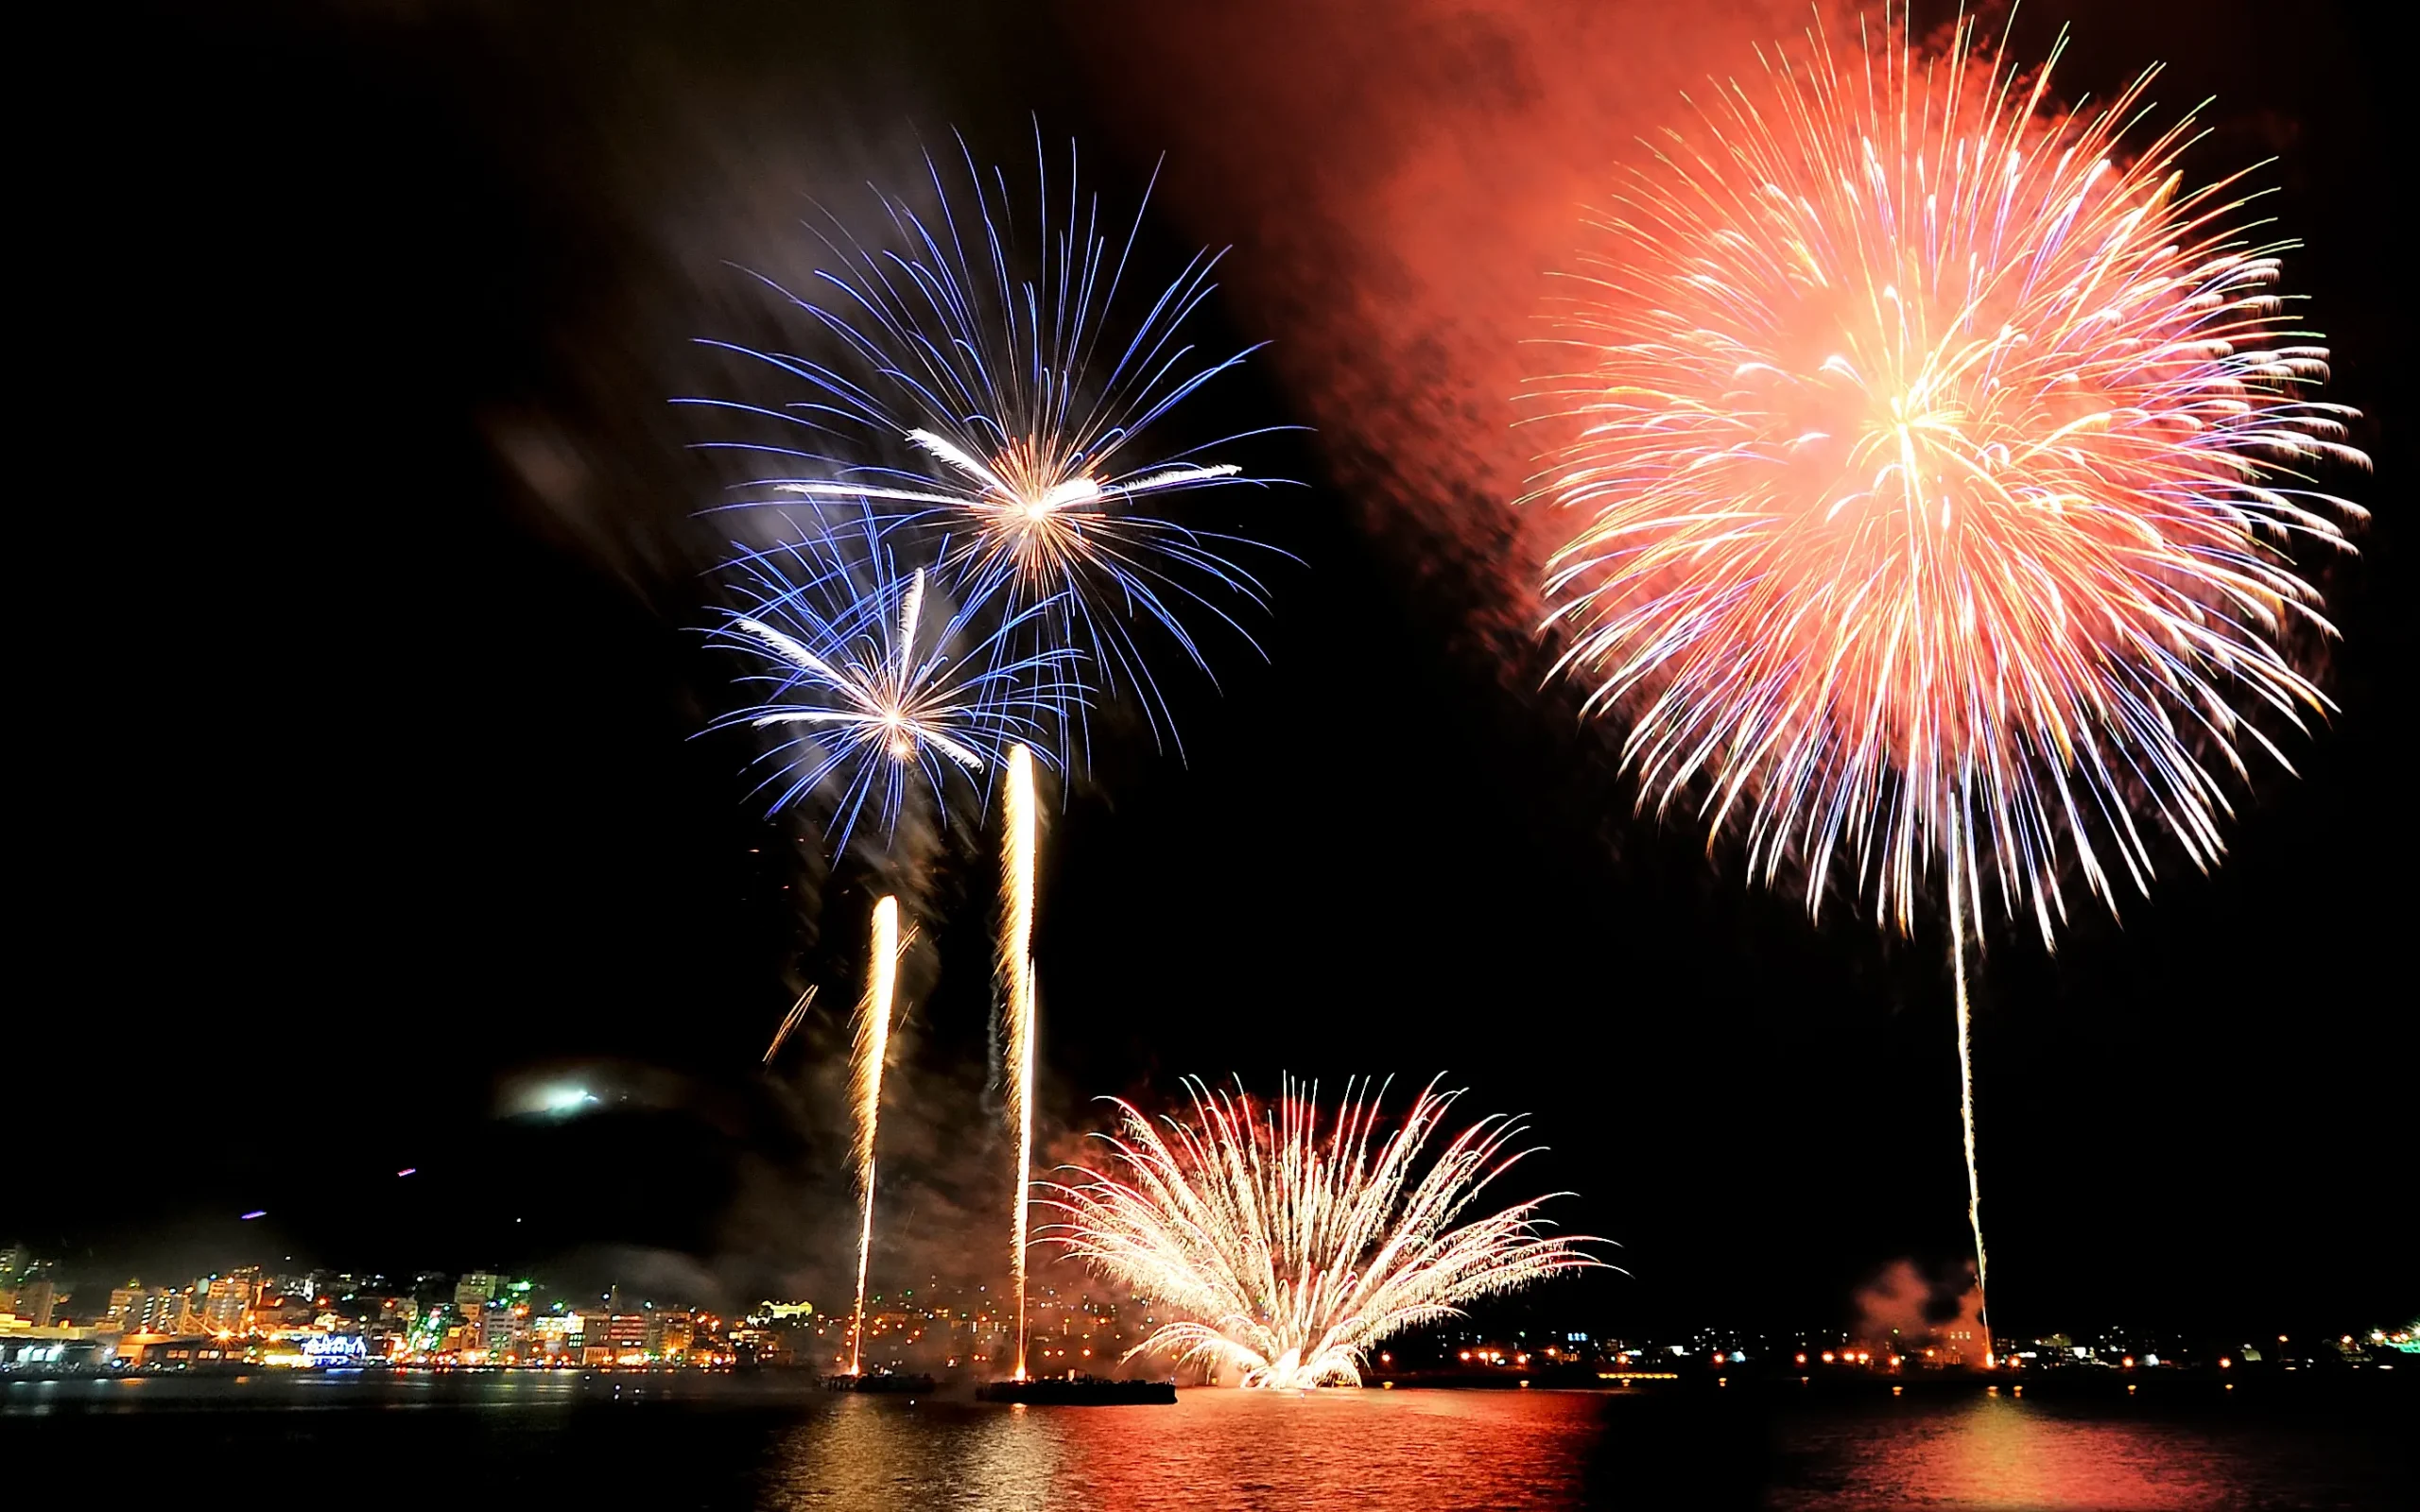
left=21, top=1, right=2407, bottom=1341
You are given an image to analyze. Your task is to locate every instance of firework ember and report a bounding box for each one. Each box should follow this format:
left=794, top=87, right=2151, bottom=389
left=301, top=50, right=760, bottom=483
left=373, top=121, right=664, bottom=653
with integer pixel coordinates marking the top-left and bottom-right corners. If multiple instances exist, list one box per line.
left=761, top=985, right=816, bottom=1066
left=1044, top=1078, right=1602, bottom=1389
left=1533, top=11, right=2368, bottom=1350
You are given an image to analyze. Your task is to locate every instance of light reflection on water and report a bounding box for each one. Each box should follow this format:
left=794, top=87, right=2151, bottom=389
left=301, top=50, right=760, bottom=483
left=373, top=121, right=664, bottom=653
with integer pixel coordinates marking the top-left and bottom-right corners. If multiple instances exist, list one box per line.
left=6, top=1375, right=2405, bottom=1509
left=1772, top=1394, right=2232, bottom=1511
left=761, top=1386, right=2405, bottom=1512
left=764, top=1388, right=1602, bottom=1511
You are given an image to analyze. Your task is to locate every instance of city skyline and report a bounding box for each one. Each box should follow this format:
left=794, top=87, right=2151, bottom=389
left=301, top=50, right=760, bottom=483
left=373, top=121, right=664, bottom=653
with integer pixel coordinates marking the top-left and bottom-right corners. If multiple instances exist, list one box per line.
left=18, top=1244, right=2404, bottom=1383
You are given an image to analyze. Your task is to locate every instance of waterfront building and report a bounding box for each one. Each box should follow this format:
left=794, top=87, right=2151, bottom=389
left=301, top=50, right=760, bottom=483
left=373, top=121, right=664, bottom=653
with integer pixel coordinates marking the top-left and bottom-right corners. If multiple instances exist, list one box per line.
left=454, top=1271, right=499, bottom=1316
left=647, top=1310, right=694, bottom=1360
left=200, top=1269, right=263, bottom=1334
left=6, top=1279, right=59, bottom=1328
left=476, top=1299, right=533, bottom=1358
left=596, top=1313, right=648, bottom=1364
left=531, top=1313, right=582, bottom=1361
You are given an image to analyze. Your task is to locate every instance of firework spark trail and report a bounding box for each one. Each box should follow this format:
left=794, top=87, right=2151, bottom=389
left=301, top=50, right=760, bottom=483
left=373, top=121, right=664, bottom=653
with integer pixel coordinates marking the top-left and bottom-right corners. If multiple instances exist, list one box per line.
left=684, top=129, right=1288, bottom=757
left=999, top=745, right=1039, bottom=1380
left=1533, top=8, right=2367, bottom=1353
left=707, top=509, right=1085, bottom=853
left=1948, top=806, right=1985, bottom=1331
left=1043, top=1077, right=1604, bottom=1389
left=761, top=986, right=817, bottom=1066
left=848, top=896, right=903, bottom=1377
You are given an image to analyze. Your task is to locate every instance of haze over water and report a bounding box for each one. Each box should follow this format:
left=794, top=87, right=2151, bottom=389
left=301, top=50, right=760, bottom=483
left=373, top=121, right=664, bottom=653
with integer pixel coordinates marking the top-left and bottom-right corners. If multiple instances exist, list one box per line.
left=6, top=1374, right=2407, bottom=1509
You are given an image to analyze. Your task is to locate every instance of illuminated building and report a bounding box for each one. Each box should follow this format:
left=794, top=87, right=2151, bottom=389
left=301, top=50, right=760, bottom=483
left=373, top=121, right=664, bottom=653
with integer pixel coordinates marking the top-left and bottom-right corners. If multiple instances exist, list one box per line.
left=2, top=1324, right=124, bottom=1370
left=570, top=1311, right=606, bottom=1356
left=453, top=1271, right=499, bottom=1317
left=107, top=1282, right=182, bottom=1335
left=200, top=1269, right=262, bottom=1335
left=647, top=1311, right=694, bottom=1360
left=250, top=1293, right=313, bottom=1330
left=0, top=1249, right=54, bottom=1328
left=588, top=1313, right=648, bottom=1365
left=6, top=1279, right=60, bottom=1329
left=477, top=1299, right=533, bottom=1359
left=531, top=1313, right=583, bottom=1361
left=145, top=1336, right=245, bottom=1367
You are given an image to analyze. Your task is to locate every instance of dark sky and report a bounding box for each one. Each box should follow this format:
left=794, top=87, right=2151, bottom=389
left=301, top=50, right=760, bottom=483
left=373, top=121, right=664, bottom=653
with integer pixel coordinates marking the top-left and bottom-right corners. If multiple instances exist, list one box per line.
left=20, top=0, right=2407, bottom=1341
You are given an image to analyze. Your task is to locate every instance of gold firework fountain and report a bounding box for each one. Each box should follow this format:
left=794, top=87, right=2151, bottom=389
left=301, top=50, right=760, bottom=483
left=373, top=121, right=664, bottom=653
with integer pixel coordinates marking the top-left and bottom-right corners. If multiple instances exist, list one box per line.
left=847, top=896, right=901, bottom=1377
left=1046, top=1078, right=1602, bottom=1388
left=999, top=745, right=1040, bottom=1381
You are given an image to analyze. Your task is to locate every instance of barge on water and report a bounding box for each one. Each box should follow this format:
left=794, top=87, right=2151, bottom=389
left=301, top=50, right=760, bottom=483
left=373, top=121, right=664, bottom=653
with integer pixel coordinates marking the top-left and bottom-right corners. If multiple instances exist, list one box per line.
left=822, top=1371, right=937, bottom=1394
left=977, top=1374, right=1176, bottom=1405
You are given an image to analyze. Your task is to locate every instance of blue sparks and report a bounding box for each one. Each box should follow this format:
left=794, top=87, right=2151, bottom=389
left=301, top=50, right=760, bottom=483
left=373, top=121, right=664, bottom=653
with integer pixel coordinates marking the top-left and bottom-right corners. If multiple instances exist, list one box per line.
left=685, top=127, right=1291, bottom=762
left=705, top=509, right=1085, bottom=854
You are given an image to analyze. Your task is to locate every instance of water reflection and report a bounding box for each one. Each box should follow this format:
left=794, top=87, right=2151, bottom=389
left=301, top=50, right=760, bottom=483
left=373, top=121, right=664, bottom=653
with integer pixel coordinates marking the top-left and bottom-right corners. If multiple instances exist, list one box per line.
left=9, top=1375, right=2404, bottom=1510
left=762, top=1396, right=1066, bottom=1509
left=1770, top=1393, right=2271, bottom=1511
left=761, top=1389, right=1603, bottom=1511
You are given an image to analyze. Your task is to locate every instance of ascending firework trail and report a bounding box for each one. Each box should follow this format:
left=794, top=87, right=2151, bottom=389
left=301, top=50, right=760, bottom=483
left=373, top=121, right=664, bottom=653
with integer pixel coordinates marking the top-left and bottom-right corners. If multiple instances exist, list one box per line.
left=1532, top=8, right=2367, bottom=1355
left=999, top=747, right=1039, bottom=1380
left=848, top=896, right=902, bottom=1378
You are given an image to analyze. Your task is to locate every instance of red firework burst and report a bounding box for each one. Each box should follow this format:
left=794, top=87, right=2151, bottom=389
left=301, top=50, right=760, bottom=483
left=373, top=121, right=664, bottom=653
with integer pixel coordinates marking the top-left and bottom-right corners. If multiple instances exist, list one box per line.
left=1533, top=10, right=2367, bottom=946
